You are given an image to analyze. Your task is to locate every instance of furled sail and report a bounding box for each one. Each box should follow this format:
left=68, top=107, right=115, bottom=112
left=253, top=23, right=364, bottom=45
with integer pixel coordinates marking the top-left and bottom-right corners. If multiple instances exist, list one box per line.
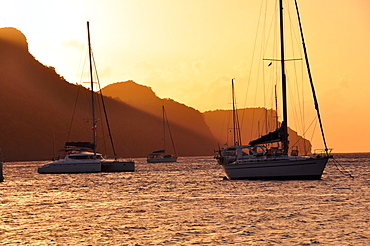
left=249, top=128, right=282, bottom=145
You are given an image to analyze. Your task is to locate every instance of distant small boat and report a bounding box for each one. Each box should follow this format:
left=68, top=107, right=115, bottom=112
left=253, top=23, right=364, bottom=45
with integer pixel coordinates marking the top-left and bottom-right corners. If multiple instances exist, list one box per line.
left=215, top=0, right=332, bottom=180
left=147, top=106, right=178, bottom=163
left=38, top=22, right=134, bottom=174
left=147, top=151, right=178, bottom=163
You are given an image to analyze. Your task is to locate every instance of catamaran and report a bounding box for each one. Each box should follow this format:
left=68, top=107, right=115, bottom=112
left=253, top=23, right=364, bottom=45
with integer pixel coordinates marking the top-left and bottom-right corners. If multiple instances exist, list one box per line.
left=38, top=22, right=134, bottom=174
left=215, top=0, right=332, bottom=180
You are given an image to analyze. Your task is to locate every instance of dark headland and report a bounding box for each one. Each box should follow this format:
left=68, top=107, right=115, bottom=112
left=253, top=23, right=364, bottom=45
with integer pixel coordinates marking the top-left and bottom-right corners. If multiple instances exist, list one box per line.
left=0, top=28, right=310, bottom=161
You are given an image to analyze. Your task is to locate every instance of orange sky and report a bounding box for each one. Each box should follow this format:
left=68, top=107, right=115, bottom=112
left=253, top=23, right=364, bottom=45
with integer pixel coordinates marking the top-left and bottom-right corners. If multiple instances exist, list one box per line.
left=1, top=0, right=369, bottom=153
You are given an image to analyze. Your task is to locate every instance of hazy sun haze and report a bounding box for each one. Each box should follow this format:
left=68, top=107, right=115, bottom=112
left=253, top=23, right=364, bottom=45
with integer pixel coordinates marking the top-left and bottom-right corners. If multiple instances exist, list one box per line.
left=1, top=0, right=369, bottom=153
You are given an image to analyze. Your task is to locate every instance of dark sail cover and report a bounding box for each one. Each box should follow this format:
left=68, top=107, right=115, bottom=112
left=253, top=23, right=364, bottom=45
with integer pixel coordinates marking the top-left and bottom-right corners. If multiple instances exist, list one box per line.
left=249, top=128, right=282, bottom=145
left=152, top=149, right=165, bottom=154
left=64, top=142, right=94, bottom=150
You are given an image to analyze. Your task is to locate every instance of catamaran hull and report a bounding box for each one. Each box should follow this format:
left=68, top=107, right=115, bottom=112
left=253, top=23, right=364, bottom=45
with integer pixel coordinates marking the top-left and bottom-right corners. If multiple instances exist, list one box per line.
left=37, top=162, right=101, bottom=174
left=147, top=156, right=178, bottom=163
left=101, top=161, right=135, bottom=172
left=221, top=157, right=329, bottom=180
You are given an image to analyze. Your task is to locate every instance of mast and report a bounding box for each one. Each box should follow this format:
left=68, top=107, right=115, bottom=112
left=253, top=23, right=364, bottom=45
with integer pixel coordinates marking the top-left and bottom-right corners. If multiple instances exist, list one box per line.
left=87, top=21, right=97, bottom=157
left=279, top=0, right=289, bottom=154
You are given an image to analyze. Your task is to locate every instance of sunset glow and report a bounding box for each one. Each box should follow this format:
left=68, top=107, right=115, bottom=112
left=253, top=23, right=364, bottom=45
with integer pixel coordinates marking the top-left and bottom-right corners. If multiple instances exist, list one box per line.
left=1, top=0, right=369, bottom=153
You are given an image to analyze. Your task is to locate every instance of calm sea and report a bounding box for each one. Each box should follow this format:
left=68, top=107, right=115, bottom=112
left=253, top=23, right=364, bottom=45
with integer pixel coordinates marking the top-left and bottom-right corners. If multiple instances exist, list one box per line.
left=1, top=153, right=369, bottom=245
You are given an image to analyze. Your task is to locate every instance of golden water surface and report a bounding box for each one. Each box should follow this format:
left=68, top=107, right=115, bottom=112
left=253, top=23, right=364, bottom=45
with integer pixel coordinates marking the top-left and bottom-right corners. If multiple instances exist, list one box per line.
left=1, top=154, right=369, bottom=245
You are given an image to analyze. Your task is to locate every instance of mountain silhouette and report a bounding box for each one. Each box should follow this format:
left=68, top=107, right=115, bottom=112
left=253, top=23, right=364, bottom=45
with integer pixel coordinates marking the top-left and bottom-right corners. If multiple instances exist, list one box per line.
left=0, top=27, right=312, bottom=161
left=0, top=28, right=218, bottom=161
left=102, top=82, right=313, bottom=155
left=102, top=81, right=214, bottom=138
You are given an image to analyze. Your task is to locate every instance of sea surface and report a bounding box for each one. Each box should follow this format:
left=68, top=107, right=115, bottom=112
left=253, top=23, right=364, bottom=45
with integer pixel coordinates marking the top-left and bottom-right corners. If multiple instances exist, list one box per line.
left=1, top=153, right=369, bottom=245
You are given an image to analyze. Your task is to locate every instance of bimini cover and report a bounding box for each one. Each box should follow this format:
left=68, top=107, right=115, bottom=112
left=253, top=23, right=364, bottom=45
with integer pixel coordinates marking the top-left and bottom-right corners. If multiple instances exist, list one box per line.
left=64, top=142, right=94, bottom=150
left=152, top=149, right=165, bottom=154
left=249, top=128, right=282, bottom=145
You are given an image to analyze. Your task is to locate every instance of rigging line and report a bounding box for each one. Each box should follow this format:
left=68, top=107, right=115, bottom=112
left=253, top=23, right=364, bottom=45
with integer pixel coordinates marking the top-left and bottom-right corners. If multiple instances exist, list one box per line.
left=95, top=94, right=109, bottom=156
left=162, top=106, right=166, bottom=152
left=289, top=9, right=308, bottom=150
left=226, top=113, right=230, bottom=146
left=332, top=158, right=354, bottom=179
left=260, top=0, right=280, bottom=136
left=224, top=87, right=232, bottom=146
left=288, top=114, right=317, bottom=153
left=219, top=83, right=233, bottom=147
left=66, top=83, right=82, bottom=143
left=66, top=49, right=89, bottom=143
left=89, top=55, right=108, bottom=155
left=294, top=0, right=329, bottom=154
left=241, top=0, right=265, bottom=140
left=263, top=58, right=301, bottom=61
left=91, top=51, right=118, bottom=158
left=261, top=1, right=268, bottom=136
left=309, top=118, right=318, bottom=147
left=235, top=109, right=242, bottom=145
left=287, top=71, right=301, bottom=144
left=285, top=0, right=306, bottom=140
left=265, top=0, right=280, bottom=130
left=274, top=85, right=279, bottom=129
left=87, top=21, right=97, bottom=156
left=300, top=69, right=307, bottom=152
left=248, top=0, right=271, bottom=141
left=231, top=79, right=242, bottom=145
left=265, top=0, right=280, bottom=128
left=232, top=79, right=237, bottom=145
left=164, top=108, right=177, bottom=156
left=87, top=49, right=107, bottom=154
left=261, top=0, right=277, bottom=135
left=74, top=30, right=88, bottom=86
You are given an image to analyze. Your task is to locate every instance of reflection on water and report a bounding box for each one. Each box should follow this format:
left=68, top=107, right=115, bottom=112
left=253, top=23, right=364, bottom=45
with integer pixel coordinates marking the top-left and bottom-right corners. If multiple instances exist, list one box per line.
left=1, top=154, right=369, bottom=245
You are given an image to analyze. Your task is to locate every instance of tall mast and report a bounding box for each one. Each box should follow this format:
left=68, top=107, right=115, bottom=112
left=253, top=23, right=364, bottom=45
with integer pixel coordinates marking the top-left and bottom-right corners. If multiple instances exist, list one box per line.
left=87, top=21, right=97, bottom=156
left=279, top=0, right=289, bottom=154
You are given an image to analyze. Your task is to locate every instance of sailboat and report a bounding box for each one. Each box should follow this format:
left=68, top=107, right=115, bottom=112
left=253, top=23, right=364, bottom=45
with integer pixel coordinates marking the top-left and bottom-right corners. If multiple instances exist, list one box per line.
left=38, top=22, right=134, bottom=174
left=147, top=106, right=178, bottom=163
left=215, top=0, right=332, bottom=180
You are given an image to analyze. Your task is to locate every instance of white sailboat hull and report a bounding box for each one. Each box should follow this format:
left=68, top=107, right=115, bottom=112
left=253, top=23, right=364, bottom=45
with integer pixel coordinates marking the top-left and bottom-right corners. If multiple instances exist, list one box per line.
left=38, top=161, right=101, bottom=174
left=221, top=156, right=329, bottom=180
left=147, top=156, right=178, bottom=163
left=101, top=160, right=135, bottom=172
